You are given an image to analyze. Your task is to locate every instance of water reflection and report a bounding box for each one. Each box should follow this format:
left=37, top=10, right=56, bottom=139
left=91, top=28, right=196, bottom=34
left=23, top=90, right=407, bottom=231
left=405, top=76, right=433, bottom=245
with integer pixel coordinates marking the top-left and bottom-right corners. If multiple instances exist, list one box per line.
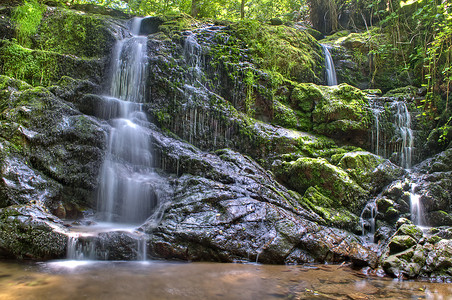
left=0, top=260, right=450, bottom=299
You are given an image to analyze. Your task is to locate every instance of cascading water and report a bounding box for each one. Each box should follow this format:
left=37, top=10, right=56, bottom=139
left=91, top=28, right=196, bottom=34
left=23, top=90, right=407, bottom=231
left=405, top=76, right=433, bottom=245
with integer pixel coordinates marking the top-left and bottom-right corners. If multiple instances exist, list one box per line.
left=369, top=98, right=385, bottom=157
left=409, top=182, right=424, bottom=226
left=321, top=44, right=337, bottom=86
left=97, top=17, right=157, bottom=224
left=395, top=101, right=414, bottom=170
left=369, top=99, right=414, bottom=170
left=363, top=97, right=425, bottom=241
left=65, top=17, right=166, bottom=261
left=360, top=199, right=378, bottom=244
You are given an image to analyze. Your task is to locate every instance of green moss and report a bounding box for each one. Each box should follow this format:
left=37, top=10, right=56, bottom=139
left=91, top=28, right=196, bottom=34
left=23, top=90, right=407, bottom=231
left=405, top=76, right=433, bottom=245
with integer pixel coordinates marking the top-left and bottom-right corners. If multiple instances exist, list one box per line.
left=319, top=30, right=350, bottom=44
left=312, top=84, right=371, bottom=137
left=296, top=134, right=341, bottom=158
left=275, top=156, right=367, bottom=213
left=158, top=13, right=198, bottom=38
left=397, top=224, right=423, bottom=241
left=388, top=235, right=417, bottom=254
left=273, top=100, right=297, bottom=129
left=36, top=8, right=111, bottom=58
left=301, top=186, right=359, bottom=231
left=303, top=186, right=334, bottom=207
left=12, top=0, right=45, bottom=47
left=231, top=20, right=322, bottom=82
left=290, top=82, right=323, bottom=112
left=0, top=41, right=58, bottom=86
left=427, top=236, right=442, bottom=244
left=332, top=151, right=384, bottom=187
left=383, top=86, right=418, bottom=98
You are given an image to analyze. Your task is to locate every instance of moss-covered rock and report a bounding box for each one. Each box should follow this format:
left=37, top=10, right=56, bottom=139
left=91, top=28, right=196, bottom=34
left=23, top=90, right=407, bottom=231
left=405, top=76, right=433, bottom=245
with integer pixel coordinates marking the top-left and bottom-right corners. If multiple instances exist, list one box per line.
left=301, top=186, right=360, bottom=232
left=0, top=204, right=67, bottom=259
left=0, top=76, right=105, bottom=212
left=274, top=156, right=367, bottom=214
left=1, top=5, right=120, bottom=87
left=331, top=151, right=404, bottom=193
left=290, top=82, right=323, bottom=112
left=232, top=20, right=323, bottom=83
left=0, top=40, right=105, bottom=86
left=312, top=84, right=371, bottom=147
left=35, top=7, right=117, bottom=58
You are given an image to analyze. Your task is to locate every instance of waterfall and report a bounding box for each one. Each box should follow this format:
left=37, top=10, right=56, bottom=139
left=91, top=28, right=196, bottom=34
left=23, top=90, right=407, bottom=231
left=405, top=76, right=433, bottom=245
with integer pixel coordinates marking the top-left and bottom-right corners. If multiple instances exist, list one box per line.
left=395, top=101, right=414, bottom=170
left=321, top=44, right=337, bottom=86
left=369, top=98, right=414, bottom=169
left=96, top=17, right=159, bottom=224
left=66, top=234, right=98, bottom=260
left=371, top=101, right=386, bottom=157
left=409, top=183, right=424, bottom=226
left=368, top=96, right=426, bottom=229
left=360, top=198, right=378, bottom=244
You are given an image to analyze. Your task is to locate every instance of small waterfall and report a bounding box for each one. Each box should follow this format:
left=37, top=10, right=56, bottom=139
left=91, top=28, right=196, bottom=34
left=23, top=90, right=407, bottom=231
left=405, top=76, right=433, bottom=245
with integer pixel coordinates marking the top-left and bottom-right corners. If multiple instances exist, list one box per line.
left=369, top=98, right=414, bottom=169
left=360, top=199, right=378, bottom=244
left=96, top=17, right=160, bottom=224
left=66, top=234, right=98, bottom=260
left=409, top=181, right=425, bottom=227
left=321, top=44, right=337, bottom=86
left=395, top=101, right=414, bottom=170
left=369, top=98, right=385, bottom=157
left=184, top=33, right=203, bottom=79
left=63, top=17, right=169, bottom=262
left=137, top=233, right=148, bottom=261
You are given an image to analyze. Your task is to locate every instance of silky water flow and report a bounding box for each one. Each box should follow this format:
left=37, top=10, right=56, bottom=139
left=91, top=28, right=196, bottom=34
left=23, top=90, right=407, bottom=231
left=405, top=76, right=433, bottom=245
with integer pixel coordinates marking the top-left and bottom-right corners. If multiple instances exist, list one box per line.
left=66, top=18, right=162, bottom=261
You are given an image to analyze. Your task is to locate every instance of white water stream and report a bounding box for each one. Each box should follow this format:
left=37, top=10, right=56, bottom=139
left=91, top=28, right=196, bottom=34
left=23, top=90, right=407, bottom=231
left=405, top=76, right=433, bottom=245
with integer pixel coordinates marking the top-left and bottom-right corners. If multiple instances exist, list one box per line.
left=66, top=17, right=160, bottom=261
left=363, top=98, right=425, bottom=241
left=321, top=44, right=337, bottom=86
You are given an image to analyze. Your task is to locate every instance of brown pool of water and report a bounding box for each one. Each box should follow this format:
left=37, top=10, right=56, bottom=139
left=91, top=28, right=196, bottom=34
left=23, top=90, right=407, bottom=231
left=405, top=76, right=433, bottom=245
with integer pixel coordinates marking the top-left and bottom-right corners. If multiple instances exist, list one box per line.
left=0, top=260, right=450, bottom=299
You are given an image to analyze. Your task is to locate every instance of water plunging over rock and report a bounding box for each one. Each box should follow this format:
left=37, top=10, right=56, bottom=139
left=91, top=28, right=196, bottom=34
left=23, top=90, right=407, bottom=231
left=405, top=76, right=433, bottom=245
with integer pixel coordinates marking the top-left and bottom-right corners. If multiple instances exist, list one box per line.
left=96, top=17, right=162, bottom=224
left=321, top=44, right=337, bottom=86
left=369, top=97, right=415, bottom=169
left=65, top=17, right=168, bottom=260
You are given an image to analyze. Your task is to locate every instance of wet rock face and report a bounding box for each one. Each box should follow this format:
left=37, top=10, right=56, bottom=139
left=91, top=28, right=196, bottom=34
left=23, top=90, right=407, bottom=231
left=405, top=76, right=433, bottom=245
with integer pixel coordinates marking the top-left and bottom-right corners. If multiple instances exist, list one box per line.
left=0, top=76, right=106, bottom=212
left=0, top=204, right=67, bottom=259
left=144, top=135, right=377, bottom=265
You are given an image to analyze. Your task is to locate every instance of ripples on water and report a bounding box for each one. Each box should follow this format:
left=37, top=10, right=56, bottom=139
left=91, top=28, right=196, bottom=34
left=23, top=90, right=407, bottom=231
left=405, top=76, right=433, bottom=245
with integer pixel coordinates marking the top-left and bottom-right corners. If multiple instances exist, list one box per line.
left=0, top=260, right=450, bottom=299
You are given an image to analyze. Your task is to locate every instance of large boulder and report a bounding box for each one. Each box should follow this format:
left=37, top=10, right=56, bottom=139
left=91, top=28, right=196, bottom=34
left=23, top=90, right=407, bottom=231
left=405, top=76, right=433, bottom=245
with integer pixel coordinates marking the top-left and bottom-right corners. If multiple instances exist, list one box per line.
left=312, top=84, right=371, bottom=147
left=142, top=129, right=377, bottom=265
left=0, top=76, right=106, bottom=215
left=0, top=204, right=67, bottom=259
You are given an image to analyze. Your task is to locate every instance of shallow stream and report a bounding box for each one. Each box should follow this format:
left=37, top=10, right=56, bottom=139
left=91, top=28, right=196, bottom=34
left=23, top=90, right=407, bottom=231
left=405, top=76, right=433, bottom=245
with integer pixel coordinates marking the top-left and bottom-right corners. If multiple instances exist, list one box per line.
left=0, top=260, right=450, bottom=299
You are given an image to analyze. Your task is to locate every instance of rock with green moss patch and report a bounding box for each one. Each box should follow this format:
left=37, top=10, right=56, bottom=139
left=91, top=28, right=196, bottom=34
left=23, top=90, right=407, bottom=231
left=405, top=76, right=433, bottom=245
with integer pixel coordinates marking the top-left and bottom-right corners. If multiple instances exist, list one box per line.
left=397, top=224, right=423, bottom=241
left=301, top=186, right=360, bottom=232
left=0, top=204, right=67, bottom=259
left=0, top=40, right=105, bottom=86
left=0, top=76, right=106, bottom=212
left=35, top=7, right=118, bottom=59
left=290, top=82, right=323, bottom=112
left=274, top=157, right=367, bottom=214
left=388, top=235, right=417, bottom=254
left=312, top=84, right=371, bottom=147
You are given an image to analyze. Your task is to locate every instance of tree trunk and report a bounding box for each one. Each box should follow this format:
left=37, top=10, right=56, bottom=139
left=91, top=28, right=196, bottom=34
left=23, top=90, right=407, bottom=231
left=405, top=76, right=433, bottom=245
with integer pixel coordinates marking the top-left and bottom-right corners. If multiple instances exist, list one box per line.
left=191, top=0, right=200, bottom=18
left=240, top=0, right=245, bottom=19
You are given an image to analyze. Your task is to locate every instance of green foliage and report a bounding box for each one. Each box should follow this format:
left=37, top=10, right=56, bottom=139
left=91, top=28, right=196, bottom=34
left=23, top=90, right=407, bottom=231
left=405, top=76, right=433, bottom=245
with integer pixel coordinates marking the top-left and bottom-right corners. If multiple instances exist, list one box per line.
left=12, top=0, right=45, bottom=47
left=68, top=0, right=307, bottom=21
left=412, top=0, right=452, bottom=116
